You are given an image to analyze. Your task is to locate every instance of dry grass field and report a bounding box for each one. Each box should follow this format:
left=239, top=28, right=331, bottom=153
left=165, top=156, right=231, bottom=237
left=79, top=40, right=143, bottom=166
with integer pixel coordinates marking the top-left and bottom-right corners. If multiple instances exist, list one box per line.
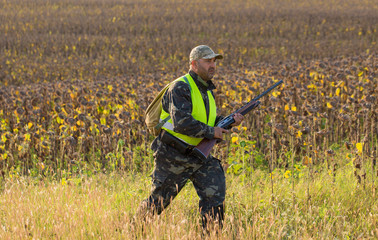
left=0, top=0, right=377, bottom=238
left=0, top=168, right=376, bottom=239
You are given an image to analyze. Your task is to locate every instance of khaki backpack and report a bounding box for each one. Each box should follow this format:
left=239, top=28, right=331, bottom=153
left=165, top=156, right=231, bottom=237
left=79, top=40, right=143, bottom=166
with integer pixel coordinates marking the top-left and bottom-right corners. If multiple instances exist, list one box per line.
left=144, top=76, right=191, bottom=136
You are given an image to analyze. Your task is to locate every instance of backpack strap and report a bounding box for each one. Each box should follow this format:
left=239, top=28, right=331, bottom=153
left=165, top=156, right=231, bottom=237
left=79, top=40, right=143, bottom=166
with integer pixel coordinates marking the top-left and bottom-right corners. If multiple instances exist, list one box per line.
left=182, top=75, right=191, bottom=91
left=154, top=76, right=191, bottom=130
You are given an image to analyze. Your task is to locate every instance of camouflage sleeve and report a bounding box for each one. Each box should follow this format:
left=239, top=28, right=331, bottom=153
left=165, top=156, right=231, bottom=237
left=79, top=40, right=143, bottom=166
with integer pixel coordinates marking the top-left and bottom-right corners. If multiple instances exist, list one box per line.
left=162, top=81, right=215, bottom=139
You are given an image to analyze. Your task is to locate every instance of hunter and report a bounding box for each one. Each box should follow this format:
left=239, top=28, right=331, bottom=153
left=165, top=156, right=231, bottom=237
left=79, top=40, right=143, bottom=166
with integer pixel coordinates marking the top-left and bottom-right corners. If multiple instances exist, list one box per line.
left=138, top=45, right=244, bottom=230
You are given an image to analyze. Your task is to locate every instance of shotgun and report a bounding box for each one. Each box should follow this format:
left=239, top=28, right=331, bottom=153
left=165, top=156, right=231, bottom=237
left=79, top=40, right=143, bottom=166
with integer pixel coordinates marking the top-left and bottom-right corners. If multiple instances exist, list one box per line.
left=191, top=80, right=283, bottom=162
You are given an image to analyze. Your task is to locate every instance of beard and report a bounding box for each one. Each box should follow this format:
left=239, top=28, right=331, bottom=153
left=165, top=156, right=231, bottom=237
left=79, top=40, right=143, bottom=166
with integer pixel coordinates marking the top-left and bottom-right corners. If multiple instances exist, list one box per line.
left=198, top=66, right=215, bottom=81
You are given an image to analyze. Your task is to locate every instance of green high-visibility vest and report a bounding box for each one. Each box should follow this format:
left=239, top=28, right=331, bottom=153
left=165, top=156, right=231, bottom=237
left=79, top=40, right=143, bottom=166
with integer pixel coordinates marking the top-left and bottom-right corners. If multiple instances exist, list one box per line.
left=160, top=74, right=217, bottom=146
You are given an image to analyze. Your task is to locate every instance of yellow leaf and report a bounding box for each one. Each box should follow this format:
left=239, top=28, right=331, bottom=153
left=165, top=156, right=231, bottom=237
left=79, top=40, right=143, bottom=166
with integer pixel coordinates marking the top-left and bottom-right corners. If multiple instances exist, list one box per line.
left=25, top=133, right=31, bottom=142
left=285, top=105, right=289, bottom=111
left=291, top=106, right=297, bottom=112
left=307, top=83, right=317, bottom=90
left=76, top=120, right=83, bottom=127
left=336, top=88, right=340, bottom=96
left=327, top=102, right=333, bottom=109
left=61, top=178, right=67, bottom=186
left=336, top=81, right=345, bottom=87
left=356, top=142, right=363, bottom=153
left=296, top=130, right=303, bottom=138
left=100, top=118, right=106, bottom=125
left=231, top=136, right=238, bottom=144
left=1, top=153, right=8, bottom=160
left=1, top=134, right=7, bottom=143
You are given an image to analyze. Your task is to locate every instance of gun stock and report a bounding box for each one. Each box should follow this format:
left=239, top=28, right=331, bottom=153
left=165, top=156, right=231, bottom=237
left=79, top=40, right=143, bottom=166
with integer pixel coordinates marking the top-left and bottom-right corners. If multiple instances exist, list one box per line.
left=191, top=138, right=217, bottom=161
left=191, top=80, right=283, bottom=162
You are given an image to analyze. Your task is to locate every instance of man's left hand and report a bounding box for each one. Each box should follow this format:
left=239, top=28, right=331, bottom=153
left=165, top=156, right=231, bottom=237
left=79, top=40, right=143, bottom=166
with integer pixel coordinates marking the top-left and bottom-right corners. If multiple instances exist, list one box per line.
left=230, top=113, right=244, bottom=127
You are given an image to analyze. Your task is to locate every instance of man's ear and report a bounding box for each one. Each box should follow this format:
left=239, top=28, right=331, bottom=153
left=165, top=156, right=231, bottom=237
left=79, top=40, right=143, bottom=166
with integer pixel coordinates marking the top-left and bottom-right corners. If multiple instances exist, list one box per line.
left=190, top=60, right=198, bottom=71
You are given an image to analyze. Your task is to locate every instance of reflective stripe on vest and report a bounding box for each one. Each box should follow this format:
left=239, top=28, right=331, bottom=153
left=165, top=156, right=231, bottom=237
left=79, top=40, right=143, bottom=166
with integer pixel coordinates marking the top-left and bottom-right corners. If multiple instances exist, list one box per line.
left=160, top=74, right=216, bottom=146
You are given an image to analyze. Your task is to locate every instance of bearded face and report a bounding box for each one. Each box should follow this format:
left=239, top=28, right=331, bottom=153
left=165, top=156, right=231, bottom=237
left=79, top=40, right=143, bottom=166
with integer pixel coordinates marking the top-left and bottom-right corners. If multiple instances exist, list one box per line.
left=192, top=58, right=217, bottom=81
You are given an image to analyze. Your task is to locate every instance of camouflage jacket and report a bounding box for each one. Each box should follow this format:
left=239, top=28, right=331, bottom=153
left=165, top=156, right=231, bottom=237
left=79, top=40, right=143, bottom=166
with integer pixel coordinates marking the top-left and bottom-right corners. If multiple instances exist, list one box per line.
left=161, top=70, right=223, bottom=140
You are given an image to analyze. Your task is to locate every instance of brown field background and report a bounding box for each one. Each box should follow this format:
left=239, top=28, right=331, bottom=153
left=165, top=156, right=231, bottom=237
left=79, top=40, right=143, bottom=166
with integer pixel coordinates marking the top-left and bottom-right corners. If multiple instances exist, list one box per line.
left=1, top=0, right=377, bottom=85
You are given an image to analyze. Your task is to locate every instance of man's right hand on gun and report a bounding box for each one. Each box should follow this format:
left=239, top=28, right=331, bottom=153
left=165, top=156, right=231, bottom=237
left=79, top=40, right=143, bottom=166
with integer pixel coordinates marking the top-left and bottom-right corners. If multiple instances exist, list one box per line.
left=213, top=113, right=243, bottom=139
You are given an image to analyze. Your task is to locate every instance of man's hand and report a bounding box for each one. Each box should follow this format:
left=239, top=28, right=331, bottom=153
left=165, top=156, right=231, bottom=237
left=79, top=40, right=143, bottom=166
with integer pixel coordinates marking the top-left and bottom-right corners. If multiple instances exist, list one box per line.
left=230, top=113, right=244, bottom=127
left=213, top=126, right=229, bottom=139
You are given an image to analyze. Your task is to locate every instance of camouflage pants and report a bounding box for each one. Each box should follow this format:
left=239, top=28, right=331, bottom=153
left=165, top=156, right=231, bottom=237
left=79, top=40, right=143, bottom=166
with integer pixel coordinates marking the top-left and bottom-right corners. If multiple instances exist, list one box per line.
left=140, top=137, right=225, bottom=227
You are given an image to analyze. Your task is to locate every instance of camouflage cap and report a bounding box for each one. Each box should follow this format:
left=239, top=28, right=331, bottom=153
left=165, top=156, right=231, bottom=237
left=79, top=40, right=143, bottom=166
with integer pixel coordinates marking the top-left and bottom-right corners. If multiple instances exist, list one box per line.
left=189, top=45, right=223, bottom=62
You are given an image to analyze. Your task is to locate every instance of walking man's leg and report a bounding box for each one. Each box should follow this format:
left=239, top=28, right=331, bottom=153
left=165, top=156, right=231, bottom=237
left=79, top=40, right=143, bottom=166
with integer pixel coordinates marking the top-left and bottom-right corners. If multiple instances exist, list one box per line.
left=136, top=145, right=200, bottom=220
left=191, top=157, right=226, bottom=230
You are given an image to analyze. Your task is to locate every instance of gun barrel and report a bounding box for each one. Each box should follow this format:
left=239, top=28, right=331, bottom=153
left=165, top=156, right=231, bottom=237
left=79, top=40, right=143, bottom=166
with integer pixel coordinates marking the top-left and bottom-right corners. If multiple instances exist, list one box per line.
left=192, top=79, right=283, bottom=162
left=253, top=80, right=283, bottom=101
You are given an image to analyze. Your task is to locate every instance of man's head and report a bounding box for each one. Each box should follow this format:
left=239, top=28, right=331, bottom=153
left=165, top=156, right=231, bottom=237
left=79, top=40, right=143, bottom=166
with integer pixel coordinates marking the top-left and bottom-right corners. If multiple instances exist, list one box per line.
left=189, top=45, right=223, bottom=81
